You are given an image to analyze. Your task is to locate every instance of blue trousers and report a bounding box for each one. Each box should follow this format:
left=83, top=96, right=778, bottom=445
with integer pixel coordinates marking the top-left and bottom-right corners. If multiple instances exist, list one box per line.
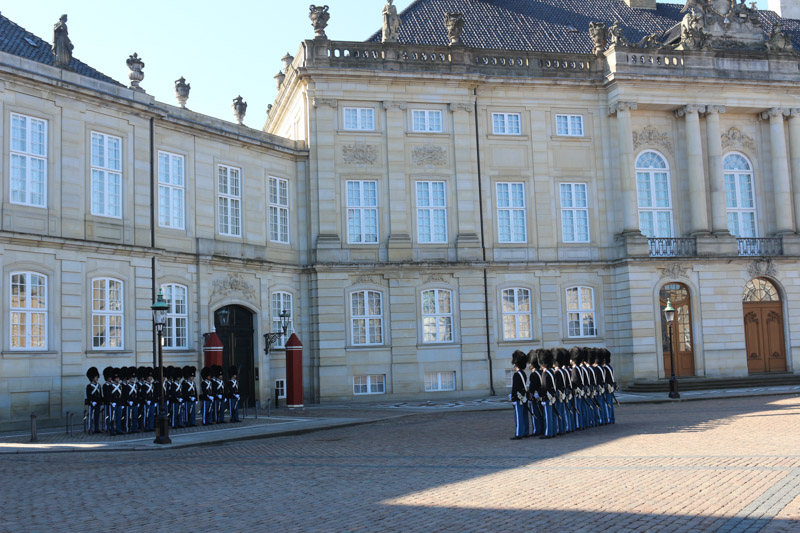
left=228, top=398, right=239, bottom=422
left=542, top=402, right=557, bottom=437
left=513, top=401, right=529, bottom=437
left=172, top=402, right=184, bottom=427
left=215, top=397, right=225, bottom=422
left=111, top=404, right=123, bottom=435
left=127, top=404, right=139, bottom=432
left=557, top=401, right=570, bottom=433
left=202, top=400, right=214, bottom=424
left=186, top=401, right=197, bottom=426
left=143, top=402, right=156, bottom=431
left=604, top=393, right=615, bottom=423
left=87, top=404, right=102, bottom=433
left=529, top=402, right=543, bottom=435
left=572, top=399, right=583, bottom=430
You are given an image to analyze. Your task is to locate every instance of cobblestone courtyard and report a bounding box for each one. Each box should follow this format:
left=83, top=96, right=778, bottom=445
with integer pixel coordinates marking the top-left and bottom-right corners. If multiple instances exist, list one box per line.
left=1, top=395, right=799, bottom=532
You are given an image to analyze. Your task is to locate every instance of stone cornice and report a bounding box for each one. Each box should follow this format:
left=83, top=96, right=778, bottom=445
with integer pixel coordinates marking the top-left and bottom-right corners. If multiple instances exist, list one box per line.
left=608, top=101, right=637, bottom=115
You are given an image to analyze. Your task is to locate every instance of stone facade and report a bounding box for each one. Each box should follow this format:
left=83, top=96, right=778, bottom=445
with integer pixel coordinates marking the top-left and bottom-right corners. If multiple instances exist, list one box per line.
left=2, top=3, right=800, bottom=427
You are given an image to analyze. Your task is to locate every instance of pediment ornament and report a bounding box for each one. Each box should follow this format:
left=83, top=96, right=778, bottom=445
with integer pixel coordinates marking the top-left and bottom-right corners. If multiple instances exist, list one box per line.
left=412, top=146, right=447, bottom=166
left=659, top=264, right=689, bottom=279
left=343, top=144, right=378, bottom=165
left=211, top=273, right=256, bottom=301
left=633, top=125, right=673, bottom=155
left=747, top=259, right=777, bottom=279
left=721, top=127, right=755, bottom=152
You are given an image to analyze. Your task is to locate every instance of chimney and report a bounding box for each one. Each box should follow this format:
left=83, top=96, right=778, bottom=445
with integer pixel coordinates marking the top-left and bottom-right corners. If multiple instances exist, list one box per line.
left=624, top=0, right=657, bottom=9
left=769, top=0, right=800, bottom=20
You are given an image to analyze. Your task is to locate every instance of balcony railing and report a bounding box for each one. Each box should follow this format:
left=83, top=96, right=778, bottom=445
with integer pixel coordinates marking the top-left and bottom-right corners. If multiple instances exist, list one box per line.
left=648, top=238, right=697, bottom=258
left=738, top=238, right=783, bottom=257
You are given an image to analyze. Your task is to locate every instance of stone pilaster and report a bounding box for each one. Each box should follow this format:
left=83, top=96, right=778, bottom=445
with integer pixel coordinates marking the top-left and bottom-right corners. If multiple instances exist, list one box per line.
left=704, top=105, right=728, bottom=235
left=383, top=100, right=412, bottom=261
left=449, top=102, right=481, bottom=261
left=761, top=107, right=794, bottom=234
left=311, top=98, right=341, bottom=251
left=676, top=104, right=709, bottom=235
left=609, top=101, right=639, bottom=235
left=789, top=109, right=800, bottom=235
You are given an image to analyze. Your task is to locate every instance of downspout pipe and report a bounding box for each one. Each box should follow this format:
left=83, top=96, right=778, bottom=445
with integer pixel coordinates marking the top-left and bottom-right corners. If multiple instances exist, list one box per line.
left=150, top=117, right=157, bottom=369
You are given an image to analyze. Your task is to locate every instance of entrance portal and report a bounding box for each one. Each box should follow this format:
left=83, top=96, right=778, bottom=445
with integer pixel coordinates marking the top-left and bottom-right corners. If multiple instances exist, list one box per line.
left=660, top=283, right=695, bottom=377
left=215, top=305, right=256, bottom=406
left=743, top=279, right=786, bottom=374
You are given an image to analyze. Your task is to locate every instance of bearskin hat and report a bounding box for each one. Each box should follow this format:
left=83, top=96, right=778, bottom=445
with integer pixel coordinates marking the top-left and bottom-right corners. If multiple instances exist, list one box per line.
left=137, top=366, right=146, bottom=380
left=86, top=366, right=99, bottom=381
left=569, top=346, right=582, bottom=365
left=111, top=367, right=121, bottom=380
left=183, top=365, right=192, bottom=380
left=539, top=348, right=554, bottom=368
left=201, top=367, right=209, bottom=380
left=228, top=365, right=238, bottom=377
left=602, top=348, right=611, bottom=365
left=527, top=349, right=539, bottom=369
left=146, top=367, right=154, bottom=379
left=215, top=365, right=224, bottom=378
left=102, top=366, right=113, bottom=381
left=190, top=366, right=196, bottom=378
left=511, top=350, right=529, bottom=370
left=555, top=347, right=569, bottom=368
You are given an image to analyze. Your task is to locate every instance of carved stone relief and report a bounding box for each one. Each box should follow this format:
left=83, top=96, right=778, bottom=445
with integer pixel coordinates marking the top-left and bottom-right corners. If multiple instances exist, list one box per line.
left=659, top=264, right=689, bottom=279
left=633, top=125, right=674, bottom=155
left=747, top=258, right=777, bottom=279
left=211, top=273, right=256, bottom=302
left=412, top=146, right=447, bottom=166
left=721, top=127, right=755, bottom=152
left=425, top=274, right=449, bottom=284
left=343, top=144, right=378, bottom=165
left=355, top=276, right=376, bottom=285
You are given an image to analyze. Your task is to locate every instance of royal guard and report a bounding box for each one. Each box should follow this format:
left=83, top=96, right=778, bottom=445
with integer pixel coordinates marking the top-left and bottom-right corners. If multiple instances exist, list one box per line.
left=141, top=367, right=157, bottom=431
left=226, top=366, right=241, bottom=423
left=602, top=349, right=617, bottom=424
left=101, top=366, right=113, bottom=432
left=168, top=366, right=184, bottom=428
left=590, top=348, right=609, bottom=425
left=200, top=367, right=214, bottom=425
left=509, top=350, right=529, bottom=440
left=124, top=367, right=139, bottom=433
left=539, top=349, right=558, bottom=439
left=182, top=365, right=198, bottom=427
left=213, top=366, right=226, bottom=423
left=104, top=368, right=124, bottom=435
left=555, top=348, right=573, bottom=434
left=569, top=347, right=585, bottom=431
left=85, top=367, right=103, bottom=434
left=526, top=350, right=544, bottom=436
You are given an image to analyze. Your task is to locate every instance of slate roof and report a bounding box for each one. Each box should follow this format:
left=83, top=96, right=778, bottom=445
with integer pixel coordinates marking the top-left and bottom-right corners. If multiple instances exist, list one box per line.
left=367, top=0, right=800, bottom=54
left=0, top=13, right=121, bottom=86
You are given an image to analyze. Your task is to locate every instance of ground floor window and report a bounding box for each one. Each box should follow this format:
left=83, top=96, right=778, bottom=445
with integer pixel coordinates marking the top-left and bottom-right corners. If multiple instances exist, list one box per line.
left=275, top=379, right=286, bottom=399
left=353, top=374, right=385, bottom=395
left=424, top=371, right=455, bottom=392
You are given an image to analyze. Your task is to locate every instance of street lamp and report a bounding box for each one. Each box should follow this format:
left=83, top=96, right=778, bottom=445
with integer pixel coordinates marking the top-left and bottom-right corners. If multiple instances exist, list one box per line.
left=664, top=298, right=680, bottom=399
left=151, top=289, right=171, bottom=444
left=264, top=310, right=291, bottom=354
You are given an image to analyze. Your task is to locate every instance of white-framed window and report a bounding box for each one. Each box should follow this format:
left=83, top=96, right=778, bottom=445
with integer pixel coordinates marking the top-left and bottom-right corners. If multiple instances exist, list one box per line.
left=346, top=180, right=379, bottom=244
left=501, top=288, right=532, bottom=341
left=636, top=151, right=673, bottom=238
left=416, top=181, right=447, bottom=243
left=271, top=291, right=294, bottom=348
left=343, top=107, right=375, bottom=131
left=158, top=151, right=185, bottom=229
left=275, top=379, right=286, bottom=399
left=91, top=132, right=122, bottom=218
left=555, top=114, right=584, bottom=137
left=492, top=112, right=521, bottom=135
left=724, top=153, right=757, bottom=238
left=162, top=283, right=188, bottom=349
left=353, top=374, right=385, bottom=395
left=560, top=183, right=590, bottom=243
left=566, top=286, right=597, bottom=338
left=10, top=272, right=47, bottom=350
left=10, top=113, right=47, bottom=207
left=496, top=182, right=527, bottom=243
left=412, top=110, right=443, bottom=133
left=269, top=176, right=289, bottom=243
left=421, top=289, right=453, bottom=343
left=92, top=278, right=124, bottom=350
left=218, top=165, right=241, bottom=237
left=425, top=371, right=456, bottom=392
left=350, top=290, right=383, bottom=345
left=505, top=369, right=514, bottom=389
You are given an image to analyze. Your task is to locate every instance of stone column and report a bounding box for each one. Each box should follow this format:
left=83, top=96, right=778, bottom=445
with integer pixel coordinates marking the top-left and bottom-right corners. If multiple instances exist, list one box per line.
left=450, top=102, right=481, bottom=261
left=761, top=107, right=795, bottom=235
left=789, top=109, right=800, bottom=233
left=704, top=105, right=728, bottom=234
left=676, top=104, right=709, bottom=235
left=384, top=101, right=412, bottom=261
left=609, top=101, right=639, bottom=235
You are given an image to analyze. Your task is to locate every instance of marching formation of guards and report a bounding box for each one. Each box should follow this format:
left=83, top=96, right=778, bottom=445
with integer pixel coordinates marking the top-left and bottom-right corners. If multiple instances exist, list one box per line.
left=84, top=364, right=242, bottom=436
left=510, top=347, right=618, bottom=440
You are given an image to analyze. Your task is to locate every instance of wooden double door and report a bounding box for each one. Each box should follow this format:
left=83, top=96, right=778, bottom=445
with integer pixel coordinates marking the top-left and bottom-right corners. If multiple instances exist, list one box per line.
left=215, top=305, right=256, bottom=407
left=660, top=283, right=695, bottom=377
left=743, top=302, right=787, bottom=374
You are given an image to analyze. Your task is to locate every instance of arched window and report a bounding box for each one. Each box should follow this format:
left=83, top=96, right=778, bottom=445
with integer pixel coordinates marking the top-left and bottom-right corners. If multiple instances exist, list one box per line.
left=723, top=153, right=756, bottom=237
left=501, top=288, right=532, bottom=340
left=636, top=151, right=672, bottom=238
left=350, top=290, right=383, bottom=345
left=92, top=278, right=123, bottom=350
left=742, top=278, right=779, bottom=302
left=271, top=291, right=294, bottom=348
left=10, top=272, right=47, bottom=350
left=162, top=283, right=188, bottom=349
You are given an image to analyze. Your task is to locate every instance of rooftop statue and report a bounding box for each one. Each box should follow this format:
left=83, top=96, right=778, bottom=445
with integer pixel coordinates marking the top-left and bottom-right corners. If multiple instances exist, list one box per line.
left=445, top=12, right=465, bottom=46
left=767, top=23, right=798, bottom=54
left=382, top=0, right=401, bottom=43
left=589, top=22, right=608, bottom=57
left=52, top=14, right=73, bottom=70
left=677, top=0, right=772, bottom=51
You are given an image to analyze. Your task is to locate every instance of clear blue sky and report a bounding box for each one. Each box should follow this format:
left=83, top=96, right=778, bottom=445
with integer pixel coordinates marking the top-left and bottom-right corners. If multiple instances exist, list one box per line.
left=3, top=0, right=771, bottom=129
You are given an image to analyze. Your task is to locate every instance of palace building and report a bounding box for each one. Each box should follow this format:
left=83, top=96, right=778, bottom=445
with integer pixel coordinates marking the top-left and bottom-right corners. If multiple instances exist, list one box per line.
left=2, top=0, right=800, bottom=427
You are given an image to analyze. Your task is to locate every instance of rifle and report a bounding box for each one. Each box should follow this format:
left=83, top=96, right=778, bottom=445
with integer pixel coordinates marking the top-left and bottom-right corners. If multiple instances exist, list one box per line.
left=545, top=394, right=563, bottom=423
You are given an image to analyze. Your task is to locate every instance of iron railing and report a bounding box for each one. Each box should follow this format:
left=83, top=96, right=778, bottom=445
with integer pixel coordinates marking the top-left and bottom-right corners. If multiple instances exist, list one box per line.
left=738, top=238, right=783, bottom=257
left=648, top=238, right=697, bottom=257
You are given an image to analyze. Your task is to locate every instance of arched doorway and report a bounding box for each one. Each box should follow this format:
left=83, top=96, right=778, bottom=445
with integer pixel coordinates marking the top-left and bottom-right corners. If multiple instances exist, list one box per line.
left=215, top=305, right=256, bottom=407
left=659, top=283, right=695, bottom=377
left=743, top=279, right=786, bottom=374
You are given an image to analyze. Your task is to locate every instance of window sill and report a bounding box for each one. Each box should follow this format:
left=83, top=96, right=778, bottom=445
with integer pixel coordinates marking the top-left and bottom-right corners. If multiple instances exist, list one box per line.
left=85, top=350, right=134, bottom=357
left=346, top=345, right=390, bottom=351
left=417, top=342, right=456, bottom=348
left=161, top=349, right=197, bottom=354
left=550, top=135, right=592, bottom=142
left=2, top=350, right=58, bottom=359
left=487, top=134, right=529, bottom=141
left=497, top=339, right=539, bottom=347
left=337, top=130, right=382, bottom=136
left=405, top=132, right=450, bottom=138
left=561, top=336, right=604, bottom=344
left=9, top=202, right=47, bottom=209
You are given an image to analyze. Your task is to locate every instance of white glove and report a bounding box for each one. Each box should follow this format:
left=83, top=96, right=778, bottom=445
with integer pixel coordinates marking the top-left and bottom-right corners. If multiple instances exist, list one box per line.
left=533, top=392, right=540, bottom=400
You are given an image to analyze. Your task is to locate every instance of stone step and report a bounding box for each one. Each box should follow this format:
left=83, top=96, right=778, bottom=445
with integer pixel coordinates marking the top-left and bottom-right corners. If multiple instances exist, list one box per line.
left=625, top=373, right=800, bottom=392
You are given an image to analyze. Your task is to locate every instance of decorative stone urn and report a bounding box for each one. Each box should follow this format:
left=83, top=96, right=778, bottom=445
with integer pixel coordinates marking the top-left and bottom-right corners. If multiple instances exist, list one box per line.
left=232, top=96, right=247, bottom=125
left=174, top=77, right=190, bottom=108
left=281, top=52, right=294, bottom=73
left=275, top=71, right=286, bottom=90
left=309, top=5, right=330, bottom=39
left=126, top=53, right=145, bottom=91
